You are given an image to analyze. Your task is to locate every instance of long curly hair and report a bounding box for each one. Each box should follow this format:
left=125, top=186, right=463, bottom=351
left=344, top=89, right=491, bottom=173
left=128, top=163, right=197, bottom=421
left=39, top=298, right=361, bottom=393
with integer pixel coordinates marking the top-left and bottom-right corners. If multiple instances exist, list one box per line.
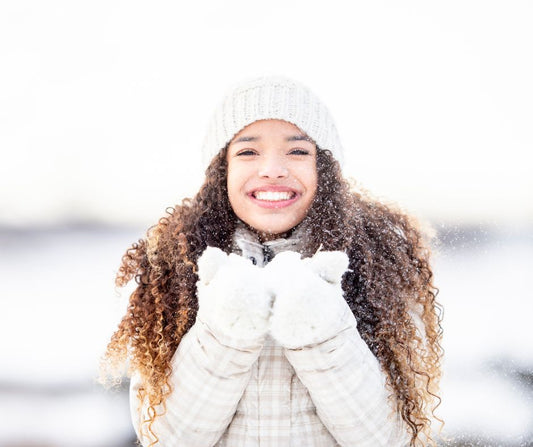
left=102, top=147, right=443, bottom=446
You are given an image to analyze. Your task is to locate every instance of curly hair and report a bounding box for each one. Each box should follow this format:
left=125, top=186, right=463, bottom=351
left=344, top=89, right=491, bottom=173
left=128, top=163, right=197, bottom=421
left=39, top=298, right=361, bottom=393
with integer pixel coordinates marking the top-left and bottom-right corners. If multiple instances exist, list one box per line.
left=102, top=147, right=443, bottom=446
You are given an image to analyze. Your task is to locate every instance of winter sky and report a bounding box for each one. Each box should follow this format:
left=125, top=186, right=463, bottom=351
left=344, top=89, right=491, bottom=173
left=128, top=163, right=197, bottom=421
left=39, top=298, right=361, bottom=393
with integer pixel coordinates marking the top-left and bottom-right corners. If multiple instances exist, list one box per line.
left=1, top=1, right=532, bottom=228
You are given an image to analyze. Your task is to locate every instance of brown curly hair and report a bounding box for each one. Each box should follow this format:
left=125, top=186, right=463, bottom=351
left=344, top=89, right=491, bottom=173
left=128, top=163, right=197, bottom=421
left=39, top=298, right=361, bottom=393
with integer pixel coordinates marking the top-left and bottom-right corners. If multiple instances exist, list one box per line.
left=102, top=147, right=443, bottom=446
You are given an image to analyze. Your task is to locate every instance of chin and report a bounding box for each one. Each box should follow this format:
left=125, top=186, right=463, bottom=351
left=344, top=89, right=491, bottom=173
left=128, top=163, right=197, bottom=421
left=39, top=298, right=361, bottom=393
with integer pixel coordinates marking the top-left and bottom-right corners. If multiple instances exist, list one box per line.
left=253, top=222, right=298, bottom=239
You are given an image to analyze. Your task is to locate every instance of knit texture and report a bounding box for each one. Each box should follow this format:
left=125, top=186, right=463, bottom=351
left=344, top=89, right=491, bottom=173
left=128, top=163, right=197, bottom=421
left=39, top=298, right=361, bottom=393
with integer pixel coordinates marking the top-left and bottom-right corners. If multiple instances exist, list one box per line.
left=201, top=76, right=344, bottom=168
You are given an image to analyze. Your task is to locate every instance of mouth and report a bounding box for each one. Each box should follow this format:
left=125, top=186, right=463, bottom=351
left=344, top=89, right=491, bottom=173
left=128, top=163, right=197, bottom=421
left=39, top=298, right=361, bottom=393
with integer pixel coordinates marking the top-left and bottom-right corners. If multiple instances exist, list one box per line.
left=248, top=188, right=300, bottom=208
left=252, top=190, right=296, bottom=201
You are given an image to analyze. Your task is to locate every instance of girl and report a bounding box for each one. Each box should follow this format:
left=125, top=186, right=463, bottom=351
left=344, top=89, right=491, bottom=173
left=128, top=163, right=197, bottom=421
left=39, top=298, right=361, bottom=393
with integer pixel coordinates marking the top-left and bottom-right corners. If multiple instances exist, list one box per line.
left=103, top=76, right=443, bottom=446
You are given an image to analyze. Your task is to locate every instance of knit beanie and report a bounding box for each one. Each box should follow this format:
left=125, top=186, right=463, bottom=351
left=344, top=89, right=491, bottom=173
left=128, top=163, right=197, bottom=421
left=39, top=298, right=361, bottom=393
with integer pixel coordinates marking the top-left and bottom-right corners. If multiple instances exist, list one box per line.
left=201, top=76, right=344, bottom=169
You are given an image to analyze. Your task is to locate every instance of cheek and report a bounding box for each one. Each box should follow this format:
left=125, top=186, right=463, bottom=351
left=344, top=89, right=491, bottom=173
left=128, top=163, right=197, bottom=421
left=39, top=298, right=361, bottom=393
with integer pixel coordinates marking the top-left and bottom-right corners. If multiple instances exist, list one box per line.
left=299, top=163, right=318, bottom=195
left=310, top=169, right=318, bottom=194
left=226, top=166, right=245, bottom=207
left=226, top=175, right=237, bottom=207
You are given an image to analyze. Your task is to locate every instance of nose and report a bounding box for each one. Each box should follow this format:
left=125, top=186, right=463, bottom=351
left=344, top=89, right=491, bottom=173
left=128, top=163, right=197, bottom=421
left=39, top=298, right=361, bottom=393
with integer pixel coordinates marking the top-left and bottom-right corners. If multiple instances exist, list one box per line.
left=258, top=153, right=289, bottom=179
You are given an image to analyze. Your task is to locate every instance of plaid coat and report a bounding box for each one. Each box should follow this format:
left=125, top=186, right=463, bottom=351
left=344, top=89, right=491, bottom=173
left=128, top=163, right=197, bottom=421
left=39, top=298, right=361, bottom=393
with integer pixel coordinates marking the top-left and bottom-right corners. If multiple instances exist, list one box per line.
left=130, top=224, right=407, bottom=446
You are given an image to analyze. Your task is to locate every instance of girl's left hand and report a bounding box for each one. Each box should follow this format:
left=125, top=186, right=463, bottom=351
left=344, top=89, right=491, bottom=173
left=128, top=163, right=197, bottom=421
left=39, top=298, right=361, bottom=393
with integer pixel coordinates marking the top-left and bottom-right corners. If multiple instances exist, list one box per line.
left=265, top=250, right=353, bottom=349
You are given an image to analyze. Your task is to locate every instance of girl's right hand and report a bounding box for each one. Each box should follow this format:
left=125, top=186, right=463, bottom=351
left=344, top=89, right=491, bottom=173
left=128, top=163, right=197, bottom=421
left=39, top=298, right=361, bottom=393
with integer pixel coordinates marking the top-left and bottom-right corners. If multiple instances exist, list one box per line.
left=196, top=246, right=274, bottom=346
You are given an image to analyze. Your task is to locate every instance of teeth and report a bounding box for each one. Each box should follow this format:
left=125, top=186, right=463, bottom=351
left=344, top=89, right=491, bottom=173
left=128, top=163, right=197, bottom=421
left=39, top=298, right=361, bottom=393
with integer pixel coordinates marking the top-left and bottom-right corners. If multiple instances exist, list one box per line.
left=254, top=191, right=293, bottom=201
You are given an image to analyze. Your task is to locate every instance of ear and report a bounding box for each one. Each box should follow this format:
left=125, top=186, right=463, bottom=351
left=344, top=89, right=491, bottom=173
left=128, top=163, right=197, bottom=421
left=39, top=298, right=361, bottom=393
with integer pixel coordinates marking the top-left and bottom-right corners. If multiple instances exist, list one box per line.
left=197, top=246, right=228, bottom=284
left=305, top=251, right=349, bottom=284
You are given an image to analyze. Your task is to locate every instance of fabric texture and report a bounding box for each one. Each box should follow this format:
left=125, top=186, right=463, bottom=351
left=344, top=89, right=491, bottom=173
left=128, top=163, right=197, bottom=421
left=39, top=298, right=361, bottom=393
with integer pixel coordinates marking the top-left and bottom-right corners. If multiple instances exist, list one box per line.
left=130, top=222, right=407, bottom=447
left=201, top=76, right=344, bottom=169
left=196, top=246, right=273, bottom=346
left=266, top=250, right=352, bottom=349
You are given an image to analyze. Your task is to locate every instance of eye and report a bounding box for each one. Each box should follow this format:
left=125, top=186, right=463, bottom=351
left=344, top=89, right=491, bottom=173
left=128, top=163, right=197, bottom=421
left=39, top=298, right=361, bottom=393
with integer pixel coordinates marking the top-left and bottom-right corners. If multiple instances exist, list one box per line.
left=236, top=149, right=257, bottom=156
left=289, top=148, right=311, bottom=156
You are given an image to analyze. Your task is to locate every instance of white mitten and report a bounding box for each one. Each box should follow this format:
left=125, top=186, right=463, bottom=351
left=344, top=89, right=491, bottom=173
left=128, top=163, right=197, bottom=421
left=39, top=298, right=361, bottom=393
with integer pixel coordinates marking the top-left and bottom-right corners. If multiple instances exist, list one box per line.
left=266, top=250, right=351, bottom=349
left=196, top=246, right=274, bottom=345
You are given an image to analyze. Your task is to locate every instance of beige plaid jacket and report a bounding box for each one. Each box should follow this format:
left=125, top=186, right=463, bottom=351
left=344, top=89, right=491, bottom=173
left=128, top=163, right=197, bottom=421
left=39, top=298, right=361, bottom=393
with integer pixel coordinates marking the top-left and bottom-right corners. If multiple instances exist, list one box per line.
left=130, top=224, right=407, bottom=446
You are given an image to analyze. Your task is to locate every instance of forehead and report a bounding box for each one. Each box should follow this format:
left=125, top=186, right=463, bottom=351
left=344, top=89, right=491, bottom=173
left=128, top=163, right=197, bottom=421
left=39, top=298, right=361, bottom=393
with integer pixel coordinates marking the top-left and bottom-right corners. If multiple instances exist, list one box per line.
left=230, top=119, right=311, bottom=143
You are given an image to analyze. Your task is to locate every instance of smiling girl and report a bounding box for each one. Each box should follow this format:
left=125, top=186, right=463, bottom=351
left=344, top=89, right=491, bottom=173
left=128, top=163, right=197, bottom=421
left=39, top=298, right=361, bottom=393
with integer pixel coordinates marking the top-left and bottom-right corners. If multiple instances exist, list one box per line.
left=103, top=76, right=443, bottom=446
left=227, top=119, right=317, bottom=239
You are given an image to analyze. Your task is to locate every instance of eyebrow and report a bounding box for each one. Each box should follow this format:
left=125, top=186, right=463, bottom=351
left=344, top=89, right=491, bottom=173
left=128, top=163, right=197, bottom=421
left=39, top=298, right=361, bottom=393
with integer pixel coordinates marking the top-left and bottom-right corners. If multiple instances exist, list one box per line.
left=232, top=134, right=312, bottom=143
left=287, top=135, right=312, bottom=142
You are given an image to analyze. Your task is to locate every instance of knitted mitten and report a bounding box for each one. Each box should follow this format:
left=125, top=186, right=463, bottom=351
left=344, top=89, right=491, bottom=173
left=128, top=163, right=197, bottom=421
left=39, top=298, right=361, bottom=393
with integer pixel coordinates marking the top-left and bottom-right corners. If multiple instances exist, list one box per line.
left=266, top=250, right=351, bottom=349
left=196, top=246, right=274, bottom=345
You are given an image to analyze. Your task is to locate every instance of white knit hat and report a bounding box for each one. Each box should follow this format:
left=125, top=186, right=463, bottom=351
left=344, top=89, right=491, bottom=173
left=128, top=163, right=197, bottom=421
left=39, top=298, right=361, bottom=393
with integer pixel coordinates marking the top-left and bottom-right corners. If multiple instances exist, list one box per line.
left=201, top=76, right=344, bottom=168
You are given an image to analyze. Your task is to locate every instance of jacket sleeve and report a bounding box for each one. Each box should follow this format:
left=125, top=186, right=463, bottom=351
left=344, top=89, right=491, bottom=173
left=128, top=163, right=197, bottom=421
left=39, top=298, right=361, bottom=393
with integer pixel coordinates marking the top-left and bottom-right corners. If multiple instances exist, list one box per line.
left=129, top=319, right=263, bottom=447
left=283, top=308, right=409, bottom=447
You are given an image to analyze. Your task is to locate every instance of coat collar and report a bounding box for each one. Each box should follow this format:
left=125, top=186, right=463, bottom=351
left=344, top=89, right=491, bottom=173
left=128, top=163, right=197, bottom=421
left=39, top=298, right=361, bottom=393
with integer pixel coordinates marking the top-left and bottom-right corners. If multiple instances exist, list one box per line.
left=231, top=220, right=307, bottom=267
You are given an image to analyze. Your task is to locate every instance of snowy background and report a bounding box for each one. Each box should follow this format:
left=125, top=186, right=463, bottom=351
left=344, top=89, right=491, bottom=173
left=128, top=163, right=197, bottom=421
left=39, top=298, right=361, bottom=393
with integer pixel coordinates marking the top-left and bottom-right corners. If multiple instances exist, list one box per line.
left=1, top=1, right=532, bottom=446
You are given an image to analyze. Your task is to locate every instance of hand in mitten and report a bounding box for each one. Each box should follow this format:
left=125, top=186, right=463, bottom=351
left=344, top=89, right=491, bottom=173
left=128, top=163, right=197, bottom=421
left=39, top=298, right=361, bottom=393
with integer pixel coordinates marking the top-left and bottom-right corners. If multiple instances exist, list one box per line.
left=266, top=250, right=351, bottom=349
left=196, top=246, right=274, bottom=346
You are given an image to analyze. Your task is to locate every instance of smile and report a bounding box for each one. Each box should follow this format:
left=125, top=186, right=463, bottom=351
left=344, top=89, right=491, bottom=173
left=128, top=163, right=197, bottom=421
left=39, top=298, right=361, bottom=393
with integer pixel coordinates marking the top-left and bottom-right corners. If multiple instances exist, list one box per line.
left=252, top=191, right=296, bottom=201
left=248, top=188, right=300, bottom=209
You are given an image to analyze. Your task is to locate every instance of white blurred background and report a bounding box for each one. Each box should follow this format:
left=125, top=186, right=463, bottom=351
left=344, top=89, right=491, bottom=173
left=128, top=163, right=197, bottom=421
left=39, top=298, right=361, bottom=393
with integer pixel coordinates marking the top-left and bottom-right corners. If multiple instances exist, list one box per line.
left=1, top=1, right=531, bottom=446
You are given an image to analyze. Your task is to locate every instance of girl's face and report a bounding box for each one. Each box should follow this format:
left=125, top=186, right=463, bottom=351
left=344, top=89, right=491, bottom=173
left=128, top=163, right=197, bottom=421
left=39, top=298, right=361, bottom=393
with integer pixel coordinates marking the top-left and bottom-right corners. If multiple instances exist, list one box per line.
left=226, top=119, right=318, bottom=241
